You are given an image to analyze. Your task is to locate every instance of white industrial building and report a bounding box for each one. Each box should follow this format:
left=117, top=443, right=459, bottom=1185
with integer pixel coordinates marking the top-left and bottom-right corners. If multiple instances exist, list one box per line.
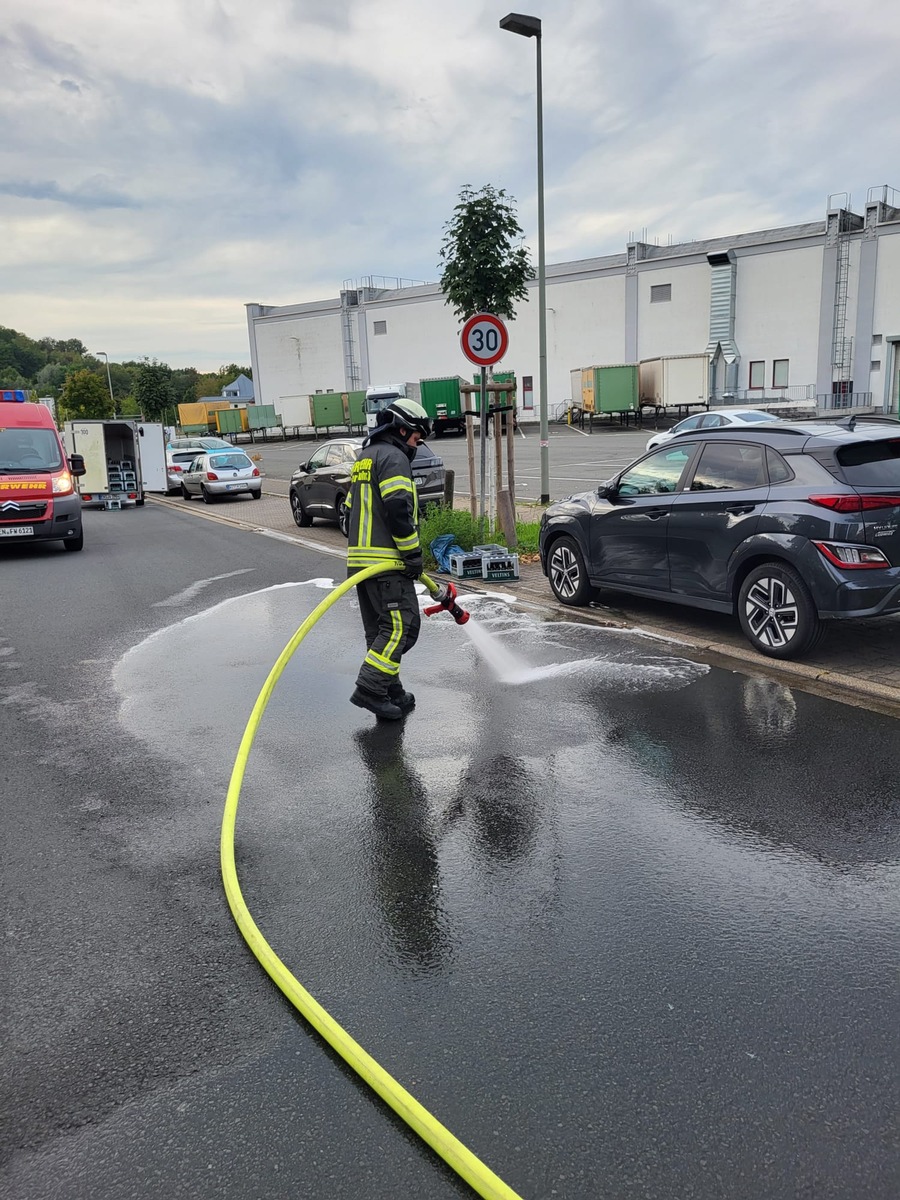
left=245, top=187, right=900, bottom=424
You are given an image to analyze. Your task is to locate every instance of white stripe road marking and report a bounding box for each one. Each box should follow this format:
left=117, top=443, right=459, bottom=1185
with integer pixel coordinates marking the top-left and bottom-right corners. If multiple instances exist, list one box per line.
left=153, top=569, right=256, bottom=607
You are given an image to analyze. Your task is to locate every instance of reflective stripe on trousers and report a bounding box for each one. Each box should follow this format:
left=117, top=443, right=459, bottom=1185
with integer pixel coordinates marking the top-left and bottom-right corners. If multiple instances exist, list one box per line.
left=354, top=574, right=421, bottom=698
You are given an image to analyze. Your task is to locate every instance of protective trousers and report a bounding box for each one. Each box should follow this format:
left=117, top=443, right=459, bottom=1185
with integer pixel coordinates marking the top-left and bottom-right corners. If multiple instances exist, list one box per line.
left=354, top=573, right=421, bottom=698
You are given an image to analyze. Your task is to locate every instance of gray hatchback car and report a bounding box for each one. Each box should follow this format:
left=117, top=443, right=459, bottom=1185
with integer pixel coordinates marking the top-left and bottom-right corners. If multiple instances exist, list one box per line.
left=540, top=417, right=900, bottom=659
left=180, top=450, right=262, bottom=503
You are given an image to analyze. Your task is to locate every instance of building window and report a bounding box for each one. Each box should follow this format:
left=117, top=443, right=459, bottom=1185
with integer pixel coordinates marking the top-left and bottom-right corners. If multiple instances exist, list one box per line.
left=373, top=320, right=387, bottom=335
left=871, top=360, right=881, bottom=371
left=650, top=283, right=671, bottom=303
left=749, top=361, right=765, bottom=389
left=772, top=359, right=789, bottom=388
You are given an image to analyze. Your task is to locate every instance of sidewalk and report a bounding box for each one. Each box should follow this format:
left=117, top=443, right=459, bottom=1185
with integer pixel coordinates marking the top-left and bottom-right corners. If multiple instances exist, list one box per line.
left=153, top=490, right=900, bottom=719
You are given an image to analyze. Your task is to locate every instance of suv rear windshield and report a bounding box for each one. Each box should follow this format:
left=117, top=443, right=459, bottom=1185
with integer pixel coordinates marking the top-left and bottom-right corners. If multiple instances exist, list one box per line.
left=836, top=438, right=900, bottom=486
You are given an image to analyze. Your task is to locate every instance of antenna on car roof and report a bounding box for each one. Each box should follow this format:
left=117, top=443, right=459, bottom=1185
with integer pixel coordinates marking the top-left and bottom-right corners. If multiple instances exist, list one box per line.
left=835, top=414, right=857, bottom=431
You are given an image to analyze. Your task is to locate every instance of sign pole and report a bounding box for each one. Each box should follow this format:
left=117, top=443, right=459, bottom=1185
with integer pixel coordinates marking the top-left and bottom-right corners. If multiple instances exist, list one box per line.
left=458, top=312, right=510, bottom=539
left=479, top=365, right=487, bottom=532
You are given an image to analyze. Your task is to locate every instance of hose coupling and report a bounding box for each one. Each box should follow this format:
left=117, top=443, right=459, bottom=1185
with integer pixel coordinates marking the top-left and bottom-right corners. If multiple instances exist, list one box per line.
left=423, top=581, right=470, bottom=625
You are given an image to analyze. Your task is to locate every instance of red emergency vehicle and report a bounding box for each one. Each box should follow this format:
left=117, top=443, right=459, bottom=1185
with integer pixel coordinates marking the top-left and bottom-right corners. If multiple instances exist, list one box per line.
left=0, top=400, right=86, bottom=551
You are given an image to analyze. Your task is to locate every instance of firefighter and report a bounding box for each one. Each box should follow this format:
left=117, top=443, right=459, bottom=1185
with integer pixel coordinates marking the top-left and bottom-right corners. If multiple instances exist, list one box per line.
left=345, top=398, right=433, bottom=720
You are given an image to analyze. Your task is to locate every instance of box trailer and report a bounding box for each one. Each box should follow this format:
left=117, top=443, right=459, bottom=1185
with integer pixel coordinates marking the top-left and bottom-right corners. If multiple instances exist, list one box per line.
left=63, top=419, right=168, bottom=508
left=578, top=365, right=639, bottom=414
left=639, top=354, right=710, bottom=413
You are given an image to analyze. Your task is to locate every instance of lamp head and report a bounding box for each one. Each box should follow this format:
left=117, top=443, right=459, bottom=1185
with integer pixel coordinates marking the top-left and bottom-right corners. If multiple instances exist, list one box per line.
left=499, top=12, right=542, bottom=37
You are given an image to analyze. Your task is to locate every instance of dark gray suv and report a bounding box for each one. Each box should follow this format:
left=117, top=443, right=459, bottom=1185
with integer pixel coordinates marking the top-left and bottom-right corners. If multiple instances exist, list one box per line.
left=539, top=418, right=900, bottom=659
left=290, top=437, right=445, bottom=536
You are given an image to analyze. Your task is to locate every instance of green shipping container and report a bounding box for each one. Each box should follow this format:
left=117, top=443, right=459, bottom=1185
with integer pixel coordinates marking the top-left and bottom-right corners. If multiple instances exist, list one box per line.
left=215, top=408, right=244, bottom=434
left=586, top=365, right=639, bottom=414
left=311, top=394, right=346, bottom=429
left=248, top=404, right=278, bottom=429
left=346, top=390, right=367, bottom=427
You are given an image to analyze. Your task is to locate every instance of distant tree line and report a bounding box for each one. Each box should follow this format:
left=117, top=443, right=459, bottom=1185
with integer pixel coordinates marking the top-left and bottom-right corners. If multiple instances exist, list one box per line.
left=0, top=325, right=251, bottom=423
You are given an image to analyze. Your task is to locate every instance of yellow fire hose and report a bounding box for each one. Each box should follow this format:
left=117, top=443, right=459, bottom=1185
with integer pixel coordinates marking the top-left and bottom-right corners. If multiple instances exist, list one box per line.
left=220, top=565, right=523, bottom=1200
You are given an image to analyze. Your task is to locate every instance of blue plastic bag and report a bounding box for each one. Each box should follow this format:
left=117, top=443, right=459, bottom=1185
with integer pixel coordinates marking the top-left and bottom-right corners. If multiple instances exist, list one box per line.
left=429, top=534, right=464, bottom=573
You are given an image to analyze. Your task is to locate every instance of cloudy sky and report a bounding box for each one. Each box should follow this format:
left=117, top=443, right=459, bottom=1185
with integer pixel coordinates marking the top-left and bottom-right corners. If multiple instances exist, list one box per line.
left=3, top=0, right=896, bottom=370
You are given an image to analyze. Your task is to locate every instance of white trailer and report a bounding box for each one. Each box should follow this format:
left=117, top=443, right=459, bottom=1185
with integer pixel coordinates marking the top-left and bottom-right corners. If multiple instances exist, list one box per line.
left=274, top=395, right=315, bottom=432
left=639, top=354, right=710, bottom=414
left=63, top=419, right=168, bottom=508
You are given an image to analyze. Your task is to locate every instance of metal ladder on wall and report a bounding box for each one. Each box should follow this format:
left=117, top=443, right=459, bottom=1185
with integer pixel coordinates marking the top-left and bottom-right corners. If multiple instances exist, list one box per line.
left=830, top=204, right=853, bottom=398
left=340, top=290, right=362, bottom=391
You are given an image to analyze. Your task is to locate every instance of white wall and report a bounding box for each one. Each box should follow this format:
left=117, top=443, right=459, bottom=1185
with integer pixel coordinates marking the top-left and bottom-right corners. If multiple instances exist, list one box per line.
left=733, top=245, right=822, bottom=390
left=253, top=310, right=344, bottom=408
left=637, top=262, right=709, bottom=359
left=873, top=230, right=900, bottom=408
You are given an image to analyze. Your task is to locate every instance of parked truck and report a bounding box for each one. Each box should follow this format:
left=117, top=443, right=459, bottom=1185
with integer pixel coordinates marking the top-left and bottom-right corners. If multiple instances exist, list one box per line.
left=63, top=419, right=168, bottom=508
left=364, top=383, right=420, bottom=432
left=419, top=376, right=471, bottom=436
left=639, top=354, right=710, bottom=414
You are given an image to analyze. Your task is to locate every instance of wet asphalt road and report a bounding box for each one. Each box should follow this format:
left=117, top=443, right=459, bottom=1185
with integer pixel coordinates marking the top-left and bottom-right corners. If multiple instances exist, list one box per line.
left=2, top=503, right=899, bottom=1200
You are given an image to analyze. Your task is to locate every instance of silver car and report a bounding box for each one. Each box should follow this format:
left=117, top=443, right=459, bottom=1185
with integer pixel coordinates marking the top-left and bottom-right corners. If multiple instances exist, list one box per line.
left=166, top=448, right=204, bottom=494
left=645, top=408, right=780, bottom=451
left=180, top=450, right=262, bottom=503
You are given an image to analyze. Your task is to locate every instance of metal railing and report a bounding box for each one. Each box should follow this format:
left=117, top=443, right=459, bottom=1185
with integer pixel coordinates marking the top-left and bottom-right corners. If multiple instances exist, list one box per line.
left=710, top=386, right=816, bottom=406
left=816, top=391, right=874, bottom=412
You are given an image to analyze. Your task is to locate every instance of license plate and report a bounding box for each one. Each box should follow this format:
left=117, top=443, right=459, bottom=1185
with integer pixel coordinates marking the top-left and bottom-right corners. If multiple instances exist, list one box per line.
left=0, top=525, right=34, bottom=536
left=226, top=483, right=244, bottom=490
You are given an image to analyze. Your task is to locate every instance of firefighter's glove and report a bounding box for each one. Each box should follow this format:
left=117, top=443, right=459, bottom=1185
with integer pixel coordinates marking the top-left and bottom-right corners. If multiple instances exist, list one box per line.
left=402, top=554, right=423, bottom=580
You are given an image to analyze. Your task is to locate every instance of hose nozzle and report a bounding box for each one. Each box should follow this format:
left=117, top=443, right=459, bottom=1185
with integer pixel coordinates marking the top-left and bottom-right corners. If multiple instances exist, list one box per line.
left=423, top=580, right=470, bottom=625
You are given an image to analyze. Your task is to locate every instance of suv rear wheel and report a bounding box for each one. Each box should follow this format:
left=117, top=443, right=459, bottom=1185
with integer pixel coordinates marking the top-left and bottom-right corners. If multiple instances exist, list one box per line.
left=336, top=495, right=350, bottom=538
left=738, top=562, right=825, bottom=659
left=547, top=535, right=592, bottom=605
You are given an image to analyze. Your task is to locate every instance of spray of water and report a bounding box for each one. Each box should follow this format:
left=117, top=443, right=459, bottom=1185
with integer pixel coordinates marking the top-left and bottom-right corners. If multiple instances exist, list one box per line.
left=460, top=604, right=708, bottom=692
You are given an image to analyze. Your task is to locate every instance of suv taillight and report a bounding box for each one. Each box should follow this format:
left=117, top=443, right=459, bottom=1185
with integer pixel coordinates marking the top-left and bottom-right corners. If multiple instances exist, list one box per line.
left=809, top=494, right=900, bottom=513
left=813, top=541, right=890, bottom=569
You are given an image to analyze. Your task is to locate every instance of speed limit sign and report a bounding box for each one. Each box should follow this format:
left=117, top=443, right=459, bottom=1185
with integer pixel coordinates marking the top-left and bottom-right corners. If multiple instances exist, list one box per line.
left=460, top=312, right=509, bottom=367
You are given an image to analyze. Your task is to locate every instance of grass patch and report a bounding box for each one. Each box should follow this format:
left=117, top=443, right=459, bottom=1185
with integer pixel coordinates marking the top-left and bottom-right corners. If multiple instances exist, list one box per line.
left=420, top=504, right=541, bottom=567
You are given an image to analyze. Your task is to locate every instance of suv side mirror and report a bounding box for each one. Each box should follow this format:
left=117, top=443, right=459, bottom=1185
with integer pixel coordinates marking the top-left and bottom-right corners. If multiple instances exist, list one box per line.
left=597, top=480, right=617, bottom=500
left=69, top=453, right=87, bottom=478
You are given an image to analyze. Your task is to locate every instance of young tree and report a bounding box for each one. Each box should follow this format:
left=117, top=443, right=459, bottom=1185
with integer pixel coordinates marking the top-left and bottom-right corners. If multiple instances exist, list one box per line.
left=133, top=359, right=174, bottom=421
left=438, top=184, right=533, bottom=321
left=60, top=369, right=114, bottom=421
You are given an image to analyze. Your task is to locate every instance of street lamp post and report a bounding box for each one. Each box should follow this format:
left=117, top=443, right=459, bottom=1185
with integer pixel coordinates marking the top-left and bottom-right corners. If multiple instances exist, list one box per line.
left=500, top=12, right=549, bottom=504
left=96, top=351, right=116, bottom=417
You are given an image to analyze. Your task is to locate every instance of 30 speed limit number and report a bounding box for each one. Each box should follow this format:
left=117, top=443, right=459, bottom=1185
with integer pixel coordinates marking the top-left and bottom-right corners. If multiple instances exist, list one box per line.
left=460, top=313, right=509, bottom=367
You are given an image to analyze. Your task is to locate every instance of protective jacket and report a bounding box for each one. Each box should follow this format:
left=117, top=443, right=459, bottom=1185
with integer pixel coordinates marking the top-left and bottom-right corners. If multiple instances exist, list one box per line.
left=345, top=430, right=420, bottom=572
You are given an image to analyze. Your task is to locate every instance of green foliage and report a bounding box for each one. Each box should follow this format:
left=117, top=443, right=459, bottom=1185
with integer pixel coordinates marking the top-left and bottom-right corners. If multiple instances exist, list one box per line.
left=419, top=504, right=540, bottom=568
left=35, top=362, right=68, bottom=396
left=171, top=368, right=200, bottom=406
left=194, top=363, right=252, bottom=400
left=60, top=369, right=114, bottom=421
left=133, top=359, right=174, bottom=421
left=438, top=184, right=533, bottom=321
left=0, top=327, right=249, bottom=418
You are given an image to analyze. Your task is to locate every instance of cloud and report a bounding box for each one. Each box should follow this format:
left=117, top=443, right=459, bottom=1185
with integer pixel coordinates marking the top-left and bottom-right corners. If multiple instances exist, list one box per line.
left=0, top=177, right=140, bottom=209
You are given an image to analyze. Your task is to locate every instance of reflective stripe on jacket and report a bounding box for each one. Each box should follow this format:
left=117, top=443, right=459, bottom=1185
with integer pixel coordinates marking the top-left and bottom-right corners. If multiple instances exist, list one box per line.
left=345, top=434, right=420, bottom=571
